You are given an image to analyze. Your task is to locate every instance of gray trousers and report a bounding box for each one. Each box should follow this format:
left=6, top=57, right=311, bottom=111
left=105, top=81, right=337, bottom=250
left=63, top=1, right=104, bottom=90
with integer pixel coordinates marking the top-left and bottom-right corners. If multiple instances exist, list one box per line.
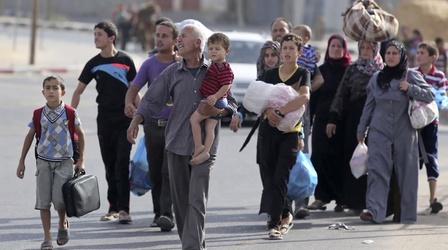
left=366, top=130, right=419, bottom=223
left=167, top=151, right=213, bottom=250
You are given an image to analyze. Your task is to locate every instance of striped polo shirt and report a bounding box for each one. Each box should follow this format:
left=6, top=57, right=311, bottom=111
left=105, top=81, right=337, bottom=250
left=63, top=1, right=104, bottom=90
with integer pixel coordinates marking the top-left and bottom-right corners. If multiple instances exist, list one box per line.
left=199, top=62, right=234, bottom=98
left=415, top=65, right=448, bottom=89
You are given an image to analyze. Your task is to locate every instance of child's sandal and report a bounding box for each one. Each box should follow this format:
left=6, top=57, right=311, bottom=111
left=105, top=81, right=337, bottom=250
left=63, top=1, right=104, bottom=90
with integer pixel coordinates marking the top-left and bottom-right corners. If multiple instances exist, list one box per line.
left=56, top=220, right=70, bottom=246
left=41, top=240, right=53, bottom=250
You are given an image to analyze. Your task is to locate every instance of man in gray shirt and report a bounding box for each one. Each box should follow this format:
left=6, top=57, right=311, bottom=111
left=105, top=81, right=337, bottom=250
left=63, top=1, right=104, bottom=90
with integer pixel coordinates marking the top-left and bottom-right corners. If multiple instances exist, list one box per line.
left=127, top=24, right=237, bottom=249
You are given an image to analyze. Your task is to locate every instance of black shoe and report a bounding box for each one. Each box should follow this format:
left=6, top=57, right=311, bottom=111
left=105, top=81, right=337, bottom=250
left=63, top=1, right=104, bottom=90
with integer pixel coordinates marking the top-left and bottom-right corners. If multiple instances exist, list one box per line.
left=307, top=200, right=327, bottom=210
left=334, top=204, right=344, bottom=213
left=392, top=215, right=400, bottom=223
left=430, top=199, right=443, bottom=214
left=157, top=215, right=175, bottom=232
left=150, top=215, right=160, bottom=227
left=294, top=208, right=310, bottom=219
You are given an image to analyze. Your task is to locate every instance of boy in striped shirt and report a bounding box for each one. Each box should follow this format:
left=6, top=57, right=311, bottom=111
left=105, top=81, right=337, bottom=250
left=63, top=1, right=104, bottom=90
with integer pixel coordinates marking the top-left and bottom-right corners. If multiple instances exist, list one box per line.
left=190, top=33, right=234, bottom=165
left=415, top=42, right=447, bottom=214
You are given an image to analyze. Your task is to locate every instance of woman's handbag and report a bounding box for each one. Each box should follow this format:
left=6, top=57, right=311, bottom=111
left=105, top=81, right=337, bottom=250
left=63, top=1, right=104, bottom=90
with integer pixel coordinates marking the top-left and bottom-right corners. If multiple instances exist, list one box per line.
left=350, top=142, right=368, bottom=179
left=408, top=99, right=439, bottom=129
left=342, top=0, right=399, bottom=42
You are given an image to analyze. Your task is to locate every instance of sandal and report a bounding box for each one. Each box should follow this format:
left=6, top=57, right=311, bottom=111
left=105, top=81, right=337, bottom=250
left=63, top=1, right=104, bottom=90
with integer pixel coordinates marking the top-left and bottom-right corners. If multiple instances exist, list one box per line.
left=430, top=199, right=443, bottom=214
left=279, top=212, right=293, bottom=235
left=360, top=209, right=374, bottom=222
left=41, top=240, right=53, bottom=250
left=308, top=200, right=327, bottom=210
left=268, top=227, right=283, bottom=240
left=279, top=222, right=293, bottom=235
left=56, top=220, right=70, bottom=246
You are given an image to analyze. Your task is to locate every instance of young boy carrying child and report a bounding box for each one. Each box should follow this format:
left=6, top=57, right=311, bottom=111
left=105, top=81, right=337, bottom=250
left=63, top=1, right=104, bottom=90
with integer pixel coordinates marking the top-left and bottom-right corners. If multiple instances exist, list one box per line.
left=190, top=32, right=234, bottom=165
left=16, top=76, right=85, bottom=250
left=415, top=42, right=446, bottom=214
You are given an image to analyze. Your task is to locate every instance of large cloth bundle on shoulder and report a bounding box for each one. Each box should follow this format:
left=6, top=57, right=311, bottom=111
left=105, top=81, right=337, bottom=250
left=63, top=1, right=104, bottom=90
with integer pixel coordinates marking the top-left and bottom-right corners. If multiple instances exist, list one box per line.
left=343, top=0, right=399, bottom=42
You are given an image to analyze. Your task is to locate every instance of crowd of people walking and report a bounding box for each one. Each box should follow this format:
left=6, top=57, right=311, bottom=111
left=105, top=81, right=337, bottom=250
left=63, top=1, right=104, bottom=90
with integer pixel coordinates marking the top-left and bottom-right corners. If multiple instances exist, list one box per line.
left=15, top=6, right=448, bottom=249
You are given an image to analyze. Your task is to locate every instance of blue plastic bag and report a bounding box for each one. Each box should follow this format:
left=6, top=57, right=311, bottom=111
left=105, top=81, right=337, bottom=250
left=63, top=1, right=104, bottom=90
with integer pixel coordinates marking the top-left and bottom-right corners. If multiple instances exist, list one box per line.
left=433, top=87, right=448, bottom=110
left=129, top=136, right=151, bottom=196
left=287, top=152, right=318, bottom=201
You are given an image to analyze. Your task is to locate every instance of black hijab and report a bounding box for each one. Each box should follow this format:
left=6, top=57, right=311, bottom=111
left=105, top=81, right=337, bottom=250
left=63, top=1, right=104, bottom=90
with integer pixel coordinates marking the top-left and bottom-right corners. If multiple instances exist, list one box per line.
left=377, top=40, right=408, bottom=90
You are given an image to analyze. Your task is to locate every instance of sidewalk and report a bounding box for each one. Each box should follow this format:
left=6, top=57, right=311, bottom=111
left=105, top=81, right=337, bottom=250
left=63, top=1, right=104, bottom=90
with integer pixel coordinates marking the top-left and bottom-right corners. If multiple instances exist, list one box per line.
left=0, top=22, right=146, bottom=74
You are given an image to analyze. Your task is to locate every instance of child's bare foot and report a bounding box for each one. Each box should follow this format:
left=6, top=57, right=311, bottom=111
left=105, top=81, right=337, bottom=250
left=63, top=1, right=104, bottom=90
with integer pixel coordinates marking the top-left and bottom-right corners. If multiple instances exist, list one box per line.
left=192, top=145, right=205, bottom=158
left=190, top=151, right=210, bottom=166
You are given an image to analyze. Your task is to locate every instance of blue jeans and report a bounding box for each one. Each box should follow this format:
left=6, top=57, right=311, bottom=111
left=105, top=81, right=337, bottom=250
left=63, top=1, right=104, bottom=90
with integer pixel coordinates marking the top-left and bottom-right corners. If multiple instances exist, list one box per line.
left=419, top=122, right=439, bottom=180
left=214, top=98, right=228, bottom=109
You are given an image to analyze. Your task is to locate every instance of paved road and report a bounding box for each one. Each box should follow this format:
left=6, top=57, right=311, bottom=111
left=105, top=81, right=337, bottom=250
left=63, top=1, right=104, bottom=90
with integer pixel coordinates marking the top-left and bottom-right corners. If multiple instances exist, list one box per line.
left=1, top=74, right=448, bottom=250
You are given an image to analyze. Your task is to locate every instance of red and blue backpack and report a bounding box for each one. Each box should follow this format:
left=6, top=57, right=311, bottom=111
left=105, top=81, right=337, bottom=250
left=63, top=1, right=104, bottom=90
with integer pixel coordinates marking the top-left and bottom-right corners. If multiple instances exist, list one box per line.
left=32, top=104, right=79, bottom=164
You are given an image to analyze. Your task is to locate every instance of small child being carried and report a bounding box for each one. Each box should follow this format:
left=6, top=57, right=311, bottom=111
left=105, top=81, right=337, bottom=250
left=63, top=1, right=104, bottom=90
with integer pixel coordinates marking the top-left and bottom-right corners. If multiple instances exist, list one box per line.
left=190, top=33, right=234, bottom=165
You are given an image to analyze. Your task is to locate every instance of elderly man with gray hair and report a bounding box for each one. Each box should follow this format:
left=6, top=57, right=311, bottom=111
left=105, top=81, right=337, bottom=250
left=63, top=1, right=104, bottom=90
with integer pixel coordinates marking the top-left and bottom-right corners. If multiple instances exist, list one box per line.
left=127, top=23, right=237, bottom=249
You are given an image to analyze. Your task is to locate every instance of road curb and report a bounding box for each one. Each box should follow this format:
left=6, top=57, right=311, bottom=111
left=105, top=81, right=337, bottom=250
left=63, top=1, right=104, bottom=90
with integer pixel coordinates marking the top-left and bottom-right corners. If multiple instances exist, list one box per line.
left=0, top=65, right=81, bottom=75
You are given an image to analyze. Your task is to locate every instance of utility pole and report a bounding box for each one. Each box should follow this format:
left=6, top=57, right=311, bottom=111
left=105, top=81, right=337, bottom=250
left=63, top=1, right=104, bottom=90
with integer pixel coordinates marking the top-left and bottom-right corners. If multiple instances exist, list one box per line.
left=13, top=0, right=22, bottom=51
left=29, top=0, right=39, bottom=65
left=236, top=0, right=245, bottom=28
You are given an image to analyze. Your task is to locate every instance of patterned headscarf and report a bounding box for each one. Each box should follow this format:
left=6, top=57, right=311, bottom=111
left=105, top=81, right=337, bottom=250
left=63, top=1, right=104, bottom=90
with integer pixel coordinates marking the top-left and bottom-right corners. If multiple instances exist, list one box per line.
left=377, top=40, right=408, bottom=90
left=355, top=40, right=384, bottom=76
left=324, top=34, right=352, bottom=67
left=256, top=40, right=280, bottom=79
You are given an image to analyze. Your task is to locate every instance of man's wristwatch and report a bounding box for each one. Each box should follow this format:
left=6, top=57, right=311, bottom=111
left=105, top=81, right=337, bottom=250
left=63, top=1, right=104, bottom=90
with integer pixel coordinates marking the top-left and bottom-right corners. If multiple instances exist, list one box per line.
left=274, top=109, right=285, bottom=118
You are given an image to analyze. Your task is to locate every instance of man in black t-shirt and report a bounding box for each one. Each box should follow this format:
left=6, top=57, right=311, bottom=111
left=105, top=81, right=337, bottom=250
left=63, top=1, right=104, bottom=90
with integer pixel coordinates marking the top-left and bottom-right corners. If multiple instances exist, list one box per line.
left=71, top=21, right=136, bottom=224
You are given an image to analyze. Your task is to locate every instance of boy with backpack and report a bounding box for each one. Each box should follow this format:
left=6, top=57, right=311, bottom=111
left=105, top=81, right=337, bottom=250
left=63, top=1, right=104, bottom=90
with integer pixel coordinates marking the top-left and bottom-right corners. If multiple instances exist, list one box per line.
left=16, top=76, right=85, bottom=250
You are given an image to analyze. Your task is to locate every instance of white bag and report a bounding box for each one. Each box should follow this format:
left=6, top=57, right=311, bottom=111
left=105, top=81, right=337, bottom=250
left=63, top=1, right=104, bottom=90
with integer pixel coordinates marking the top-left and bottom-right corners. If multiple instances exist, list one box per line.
left=267, top=83, right=305, bottom=132
left=243, top=81, right=305, bottom=132
left=408, top=99, right=438, bottom=129
left=350, top=142, right=368, bottom=179
left=243, top=80, right=276, bottom=115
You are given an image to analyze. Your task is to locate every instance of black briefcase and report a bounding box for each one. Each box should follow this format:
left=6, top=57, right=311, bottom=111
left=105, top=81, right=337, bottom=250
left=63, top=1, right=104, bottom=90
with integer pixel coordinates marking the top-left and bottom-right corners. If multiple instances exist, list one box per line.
left=63, top=169, right=100, bottom=217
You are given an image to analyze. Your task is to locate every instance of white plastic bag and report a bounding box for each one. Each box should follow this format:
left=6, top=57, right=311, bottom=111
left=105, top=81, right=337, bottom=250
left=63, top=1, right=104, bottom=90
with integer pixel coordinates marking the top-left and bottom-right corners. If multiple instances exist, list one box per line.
left=243, top=81, right=305, bottom=131
left=243, top=80, right=276, bottom=115
left=408, top=99, right=438, bottom=129
left=350, top=142, right=368, bottom=179
left=268, top=83, right=305, bottom=132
